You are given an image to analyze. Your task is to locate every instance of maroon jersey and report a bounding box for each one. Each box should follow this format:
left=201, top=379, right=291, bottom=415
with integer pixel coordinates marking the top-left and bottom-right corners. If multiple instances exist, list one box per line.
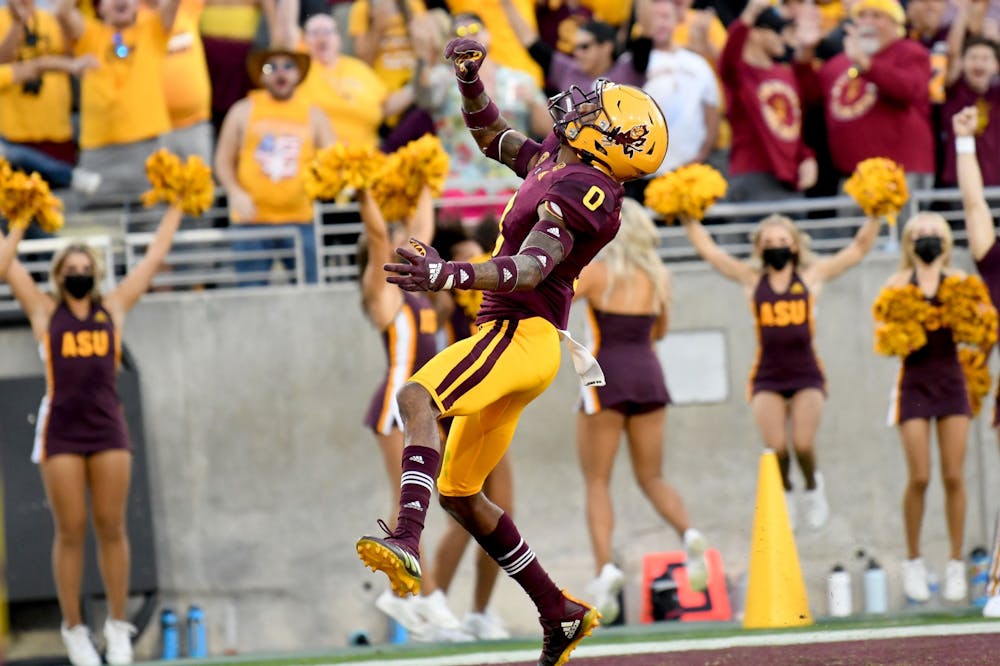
left=33, top=302, right=129, bottom=463
left=477, top=133, right=625, bottom=329
left=749, top=272, right=826, bottom=398
left=364, top=290, right=439, bottom=435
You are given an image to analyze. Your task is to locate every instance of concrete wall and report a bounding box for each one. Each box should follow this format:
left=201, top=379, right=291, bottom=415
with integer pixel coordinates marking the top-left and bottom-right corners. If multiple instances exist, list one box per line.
left=3, top=253, right=999, bottom=658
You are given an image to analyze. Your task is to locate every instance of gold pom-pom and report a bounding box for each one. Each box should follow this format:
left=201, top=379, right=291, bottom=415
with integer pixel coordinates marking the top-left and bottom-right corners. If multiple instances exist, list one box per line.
left=141, top=149, right=215, bottom=217
left=370, top=136, right=450, bottom=221
left=843, top=157, right=908, bottom=225
left=959, top=348, right=991, bottom=416
left=0, top=169, right=64, bottom=233
left=644, top=164, right=727, bottom=223
left=305, top=145, right=386, bottom=201
left=938, top=274, right=999, bottom=348
left=872, top=284, right=934, bottom=356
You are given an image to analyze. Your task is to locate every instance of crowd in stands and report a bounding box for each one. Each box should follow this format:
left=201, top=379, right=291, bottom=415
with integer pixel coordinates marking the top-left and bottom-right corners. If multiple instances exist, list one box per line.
left=0, top=0, right=998, bottom=272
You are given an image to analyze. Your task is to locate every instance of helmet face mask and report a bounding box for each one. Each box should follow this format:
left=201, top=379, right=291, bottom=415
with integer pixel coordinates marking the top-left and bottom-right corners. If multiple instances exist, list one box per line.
left=547, top=79, right=668, bottom=182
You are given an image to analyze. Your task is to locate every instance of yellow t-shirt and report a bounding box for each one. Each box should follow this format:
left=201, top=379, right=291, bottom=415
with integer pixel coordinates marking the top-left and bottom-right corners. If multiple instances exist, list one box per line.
left=75, top=11, right=171, bottom=149
left=163, top=0, right=211, bottom=128
left=348, top=0, right=426, bottom=93
left=236, top=89, right=315, bottom=224
left=0, top=8, right=72, bottom=143
left=445, top=0, right=543, bottom=87
left=299, top=55, right=387, bottom=150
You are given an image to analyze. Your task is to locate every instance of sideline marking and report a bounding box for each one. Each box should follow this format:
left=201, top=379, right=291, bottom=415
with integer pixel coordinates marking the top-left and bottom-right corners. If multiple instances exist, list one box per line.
left=326, top=621, right=1000, bottom=666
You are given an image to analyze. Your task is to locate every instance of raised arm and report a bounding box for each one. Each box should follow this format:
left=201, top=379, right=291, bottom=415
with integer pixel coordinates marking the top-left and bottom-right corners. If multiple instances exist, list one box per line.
left=807, top=215, right=881, bottom=284
left=406, top=185, right=434, bottom=245
left=105, top=206, right=183, bottom=316
left=0, top=226, right=55, bottom=337
left=271, top=0, right=300, bottom=50
left=443, top=37, right=543, bottom=175
left=358, top=188, right=403, bottom=329
left=954, top=105, right=995, bottom=261
left=681, top=217, right=758, bottom=286
left=0, top=0, right=31, bottom=64
left=55, top=0, right=85, bottom=43
left=310, top=106, right=335, bottom=149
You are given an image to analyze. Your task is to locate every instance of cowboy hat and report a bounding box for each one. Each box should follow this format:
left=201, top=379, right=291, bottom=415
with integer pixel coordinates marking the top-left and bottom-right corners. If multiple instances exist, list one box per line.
left=246, top=48, right=311, bottom=88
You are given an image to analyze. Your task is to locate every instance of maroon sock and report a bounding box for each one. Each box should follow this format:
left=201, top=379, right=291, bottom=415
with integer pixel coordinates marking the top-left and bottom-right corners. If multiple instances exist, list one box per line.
left=475, top=513, right=564, bottom=618
left=395, top=446, right=440, bottom=552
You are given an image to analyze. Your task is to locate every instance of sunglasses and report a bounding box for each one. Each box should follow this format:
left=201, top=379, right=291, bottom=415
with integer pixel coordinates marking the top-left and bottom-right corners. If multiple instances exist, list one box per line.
left=262, top=60, right=299, bottom=75
left=112, top=32, right=130, bottom=59
left=455, top=22, right=482, bottom=37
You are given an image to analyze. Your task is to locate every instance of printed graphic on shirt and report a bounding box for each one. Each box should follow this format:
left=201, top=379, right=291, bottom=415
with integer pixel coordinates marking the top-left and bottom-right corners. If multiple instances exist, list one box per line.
left=758, top=79, right=801, bottom=142
left=830, top=70, right=877, bottom=121
left=254, top=133, right=303, bottom=182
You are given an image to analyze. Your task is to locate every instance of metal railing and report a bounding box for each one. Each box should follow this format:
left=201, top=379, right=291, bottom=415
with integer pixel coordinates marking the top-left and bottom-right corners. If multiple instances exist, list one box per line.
left=1, top=186, right=998, bottom=311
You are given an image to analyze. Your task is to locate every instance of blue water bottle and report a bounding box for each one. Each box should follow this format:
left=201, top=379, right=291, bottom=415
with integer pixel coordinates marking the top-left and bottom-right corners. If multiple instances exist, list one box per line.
left=969, top=546, right=990, bottom=607
left=160, top=608, right=180, bottom=660
left=186, top=605, right=208, bottom=658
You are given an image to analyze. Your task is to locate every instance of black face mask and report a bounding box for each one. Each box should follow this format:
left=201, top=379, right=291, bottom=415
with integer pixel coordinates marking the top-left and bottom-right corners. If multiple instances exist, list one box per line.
left=762, top=247, right=794, bottom=270
left=913, top=236, right=943, bottom=264
left=63, top=274, right=94, bottom=299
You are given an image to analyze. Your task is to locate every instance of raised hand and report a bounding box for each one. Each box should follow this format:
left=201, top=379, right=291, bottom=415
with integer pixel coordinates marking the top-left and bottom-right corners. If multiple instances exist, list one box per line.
left=444, top=37, right=486, bottom=82
left=952, top=106, right=979, bottom=138
left=384, top=237, right=461, bottom=292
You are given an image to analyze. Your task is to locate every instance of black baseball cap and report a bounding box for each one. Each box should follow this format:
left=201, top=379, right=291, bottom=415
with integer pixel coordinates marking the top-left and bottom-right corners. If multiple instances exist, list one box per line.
left=754, top=7, right=794, bottom=33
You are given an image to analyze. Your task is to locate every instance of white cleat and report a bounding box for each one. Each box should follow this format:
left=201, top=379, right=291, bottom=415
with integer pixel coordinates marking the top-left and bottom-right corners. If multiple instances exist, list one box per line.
left=586, top=562, right=626, bottom=624
left=684, top=528, right=709, bottom=592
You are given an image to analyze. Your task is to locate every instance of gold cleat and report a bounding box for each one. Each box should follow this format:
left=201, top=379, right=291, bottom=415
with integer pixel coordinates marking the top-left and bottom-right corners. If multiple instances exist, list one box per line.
left=356, top=536, right=422, bottom=597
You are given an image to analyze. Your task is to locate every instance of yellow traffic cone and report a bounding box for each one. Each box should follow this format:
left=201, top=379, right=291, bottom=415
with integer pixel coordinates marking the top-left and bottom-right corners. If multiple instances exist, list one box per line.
left=743, top=450, right=813, bottom=629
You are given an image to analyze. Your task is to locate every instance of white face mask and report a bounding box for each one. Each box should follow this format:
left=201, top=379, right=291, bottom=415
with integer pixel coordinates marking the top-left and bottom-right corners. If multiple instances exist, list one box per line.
left=858, top=27, right=881, bottom=55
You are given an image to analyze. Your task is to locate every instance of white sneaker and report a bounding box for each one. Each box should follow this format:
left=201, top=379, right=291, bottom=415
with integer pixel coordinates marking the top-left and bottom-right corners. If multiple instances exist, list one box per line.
left=103, top=618, right=136, bottom=665
left=70, top=168, right=102, bottom=195
left=802, top=473, right=830, bottom=530
left=943, top=559, right=968, bottom=602
left=784, top=489, right=798, bottom=531
left=60, top=623, right=101, bottom=666
left=902, top=557, right=930, bottom=602
left=375, top=589, right=429, bottom=637
left=461, top=610, right=510, bottom=640
left=983, top=594, right=1000, bottom=618
left=585, top=562, right=626, bottom=624
left=683, top=528, right=709, bottom=592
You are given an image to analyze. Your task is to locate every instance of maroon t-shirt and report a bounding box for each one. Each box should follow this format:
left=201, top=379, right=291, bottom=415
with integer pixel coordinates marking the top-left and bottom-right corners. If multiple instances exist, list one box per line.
left=721, top=21, right=813, bottom=186
left=477, top=133, right=625, bottom=330
left=798, top=39, right=934, bottom=176
left=939, top=78, right=1000, bottom=186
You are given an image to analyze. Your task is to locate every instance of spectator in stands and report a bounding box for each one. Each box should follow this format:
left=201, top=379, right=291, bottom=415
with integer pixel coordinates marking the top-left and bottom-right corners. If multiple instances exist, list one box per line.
left=415, top=11, right=551, bottom=224
left=0, top=205, right=183, bottom=666
left=273, top=0, right=414, bottom=150
left=214, top=47, right=333, bottom=285
left=159, top=0, right=213, bottom=163
left=673, top=0, right=728, bottom=67
left=0, top=54, right=101, bottom=199
left=0, top=0, right=102, bottom=196
left=681, top=210, right=882, bottom=530
left=450, top=0, right=544, bottom=87
left=500, top=0, right=651, bottom=94
left=721, top=0, right=817, bottom=203
left=939, top=37, right=1000, bottom=188
left=574, top=198, right=708, bottom=624
left=200, top=0, right=276, bottom=136
left=56, top=0, right=180, bottom=198
left=795, top=0, right=935, bottom=193
left=907, top=0, right=950, bottom=106
left=631, top=0, right=720, bottom=202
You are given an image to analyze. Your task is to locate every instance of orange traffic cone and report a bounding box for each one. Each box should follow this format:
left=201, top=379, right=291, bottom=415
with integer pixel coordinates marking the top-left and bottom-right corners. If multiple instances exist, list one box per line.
left=743, top=450, right=813, bottom=629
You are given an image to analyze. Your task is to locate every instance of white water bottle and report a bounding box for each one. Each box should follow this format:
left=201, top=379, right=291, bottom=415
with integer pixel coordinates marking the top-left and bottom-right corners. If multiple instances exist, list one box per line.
left=863, top=559, right=888, bottom=614
left=827, top=564, right=853, bottom=617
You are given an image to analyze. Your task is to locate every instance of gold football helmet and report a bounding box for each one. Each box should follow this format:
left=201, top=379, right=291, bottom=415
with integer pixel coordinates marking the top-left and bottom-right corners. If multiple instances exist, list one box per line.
left=548, top=79, right=669, bottom=181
